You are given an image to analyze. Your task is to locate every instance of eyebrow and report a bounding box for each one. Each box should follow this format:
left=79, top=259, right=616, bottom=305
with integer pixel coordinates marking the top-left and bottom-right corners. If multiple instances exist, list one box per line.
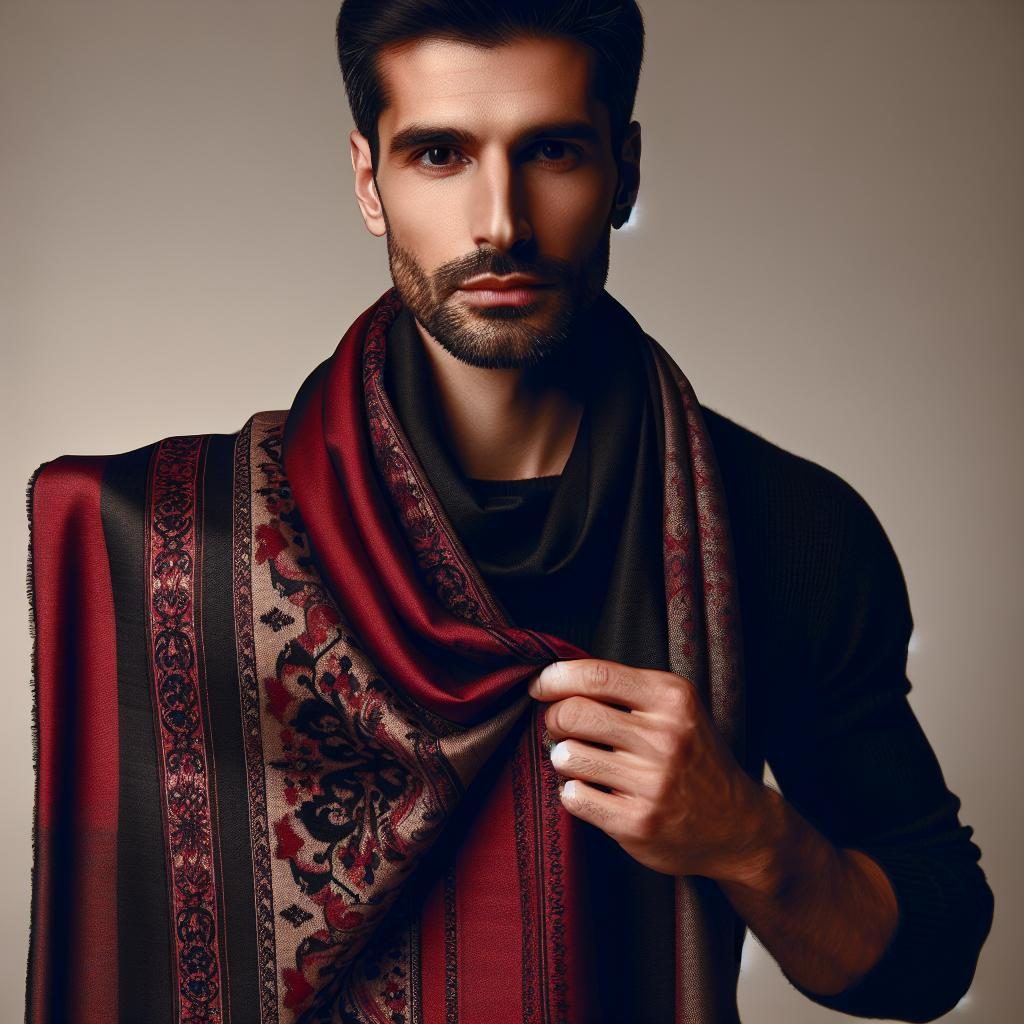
left=387, top=120, right=603, bottom=157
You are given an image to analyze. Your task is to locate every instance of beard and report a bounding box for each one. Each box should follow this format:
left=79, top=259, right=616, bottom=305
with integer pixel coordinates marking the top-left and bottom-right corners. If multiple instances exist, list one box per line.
left=380, top=202, right=612, bottom=371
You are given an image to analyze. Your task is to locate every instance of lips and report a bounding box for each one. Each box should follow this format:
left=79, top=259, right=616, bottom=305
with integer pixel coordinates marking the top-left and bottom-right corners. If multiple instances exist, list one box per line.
left=460, top=273, right=547, bottom=290
left=456, top=275, right=552, bottom=308
left=456, top=283, right=551, bottom=308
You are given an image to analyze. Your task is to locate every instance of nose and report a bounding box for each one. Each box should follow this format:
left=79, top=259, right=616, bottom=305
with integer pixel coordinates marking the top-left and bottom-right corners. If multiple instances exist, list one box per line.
left=469, top=149, right=533, bottom=253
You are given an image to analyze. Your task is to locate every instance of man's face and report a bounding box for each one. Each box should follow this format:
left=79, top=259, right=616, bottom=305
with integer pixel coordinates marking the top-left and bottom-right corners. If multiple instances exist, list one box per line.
left=351, top=34, right=635, bottom=370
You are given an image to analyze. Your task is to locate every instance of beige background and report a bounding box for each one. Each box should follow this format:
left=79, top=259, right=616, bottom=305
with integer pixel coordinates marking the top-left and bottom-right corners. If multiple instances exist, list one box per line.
left=2, top=1, right=1021, bottom=1020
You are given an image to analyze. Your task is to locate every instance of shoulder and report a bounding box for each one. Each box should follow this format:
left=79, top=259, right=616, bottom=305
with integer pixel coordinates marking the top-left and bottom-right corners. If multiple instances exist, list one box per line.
left=700, top=406, right=913, bottom=663
left=701, top=405, right=871, bottom=524
left=701, top=405, right=894, bottom=560
left=28, top=410, right=287, bottom=526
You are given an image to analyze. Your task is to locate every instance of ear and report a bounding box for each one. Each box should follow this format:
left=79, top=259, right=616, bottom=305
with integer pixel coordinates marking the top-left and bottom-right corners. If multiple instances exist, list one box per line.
left=350, top=129, right=387, bottom=237
left=611, top=120, right=641, bottom=230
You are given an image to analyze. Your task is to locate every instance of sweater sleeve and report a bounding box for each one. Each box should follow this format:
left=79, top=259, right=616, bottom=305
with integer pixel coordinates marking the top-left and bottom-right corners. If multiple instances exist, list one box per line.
left=759, top=473, right=994, bottom=1022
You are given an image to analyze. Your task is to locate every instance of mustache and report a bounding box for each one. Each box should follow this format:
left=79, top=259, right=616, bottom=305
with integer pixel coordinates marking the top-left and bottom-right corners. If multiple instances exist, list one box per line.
left=434, top=250, right=574, bottom=292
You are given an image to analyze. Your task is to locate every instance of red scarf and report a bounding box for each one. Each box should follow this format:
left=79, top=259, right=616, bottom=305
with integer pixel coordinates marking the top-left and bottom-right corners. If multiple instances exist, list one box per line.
left=26, top=286, right=745, bottom=1023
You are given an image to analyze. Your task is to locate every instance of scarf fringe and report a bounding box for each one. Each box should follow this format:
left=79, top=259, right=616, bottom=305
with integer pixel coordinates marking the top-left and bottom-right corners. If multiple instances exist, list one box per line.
left=23, top=461, right=49, bottom=1024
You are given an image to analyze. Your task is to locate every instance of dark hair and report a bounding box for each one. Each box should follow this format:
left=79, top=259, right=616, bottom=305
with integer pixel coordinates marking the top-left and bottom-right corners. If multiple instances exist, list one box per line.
left=336, top=0, right=645, bottom=173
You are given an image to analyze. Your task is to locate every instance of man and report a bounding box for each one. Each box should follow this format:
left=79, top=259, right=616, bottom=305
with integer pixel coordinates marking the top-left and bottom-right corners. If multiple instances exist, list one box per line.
left=24, top=2, right=992, bottom=1023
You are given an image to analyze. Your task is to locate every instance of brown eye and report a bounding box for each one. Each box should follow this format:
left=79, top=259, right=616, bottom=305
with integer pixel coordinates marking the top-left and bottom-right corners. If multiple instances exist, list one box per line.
left=423, top=147, right=454, bottom=166
left=538, top=141, right=567, bottom=160
left=529, top=141, right=581, bottom=167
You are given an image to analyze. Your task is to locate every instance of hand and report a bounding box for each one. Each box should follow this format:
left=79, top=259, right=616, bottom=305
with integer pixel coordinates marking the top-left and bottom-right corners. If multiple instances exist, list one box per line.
left=526, top=658, right=774, bottom=883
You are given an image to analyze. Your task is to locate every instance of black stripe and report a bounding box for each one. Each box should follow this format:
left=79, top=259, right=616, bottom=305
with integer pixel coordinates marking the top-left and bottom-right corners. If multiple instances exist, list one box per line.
left=102, top=444, right=174, bottom=1022
left=201, top=432, right=260, bottom=1022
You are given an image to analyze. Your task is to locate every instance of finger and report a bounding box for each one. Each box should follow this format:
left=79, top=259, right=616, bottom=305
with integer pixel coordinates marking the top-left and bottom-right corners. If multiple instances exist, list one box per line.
left=549, top=738, right=644, bottom=795
left=559, top=778, right=631, bottom=837
left=544, top=695, right=657, bottom=757
left=529, top=658, right=649, bottom=711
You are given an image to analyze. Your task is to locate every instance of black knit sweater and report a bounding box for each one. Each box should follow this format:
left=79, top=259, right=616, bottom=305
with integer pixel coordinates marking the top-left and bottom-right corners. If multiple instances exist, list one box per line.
left=459, top=407, right=994, bottom=1023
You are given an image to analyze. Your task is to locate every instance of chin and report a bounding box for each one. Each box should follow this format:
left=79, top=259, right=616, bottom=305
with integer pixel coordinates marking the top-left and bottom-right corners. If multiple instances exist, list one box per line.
left=467, top=302, right=549, bottom=321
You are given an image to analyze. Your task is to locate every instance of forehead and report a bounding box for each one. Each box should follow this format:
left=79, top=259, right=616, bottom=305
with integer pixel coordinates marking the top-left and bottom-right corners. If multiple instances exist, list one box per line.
left=375, top=35, right=604, bottom=140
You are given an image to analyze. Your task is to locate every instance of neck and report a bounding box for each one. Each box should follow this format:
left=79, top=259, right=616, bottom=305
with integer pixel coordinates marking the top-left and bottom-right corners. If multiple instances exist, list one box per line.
left=411, top=318, right=585, bottom=481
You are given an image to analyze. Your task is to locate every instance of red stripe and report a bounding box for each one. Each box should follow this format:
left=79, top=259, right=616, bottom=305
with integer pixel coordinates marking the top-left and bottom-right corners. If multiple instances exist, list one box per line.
left=534, top=709, right=596, bottom=1024
left=29, top=457, right=119, bottom=1023
left=455, top=759, right=524, bottom=1022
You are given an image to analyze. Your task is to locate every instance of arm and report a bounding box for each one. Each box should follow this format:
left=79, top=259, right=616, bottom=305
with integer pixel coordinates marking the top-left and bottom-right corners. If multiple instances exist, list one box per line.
left=746, top=479, right=994, bottom=1022
left=716, top=785, right=901, bottom=997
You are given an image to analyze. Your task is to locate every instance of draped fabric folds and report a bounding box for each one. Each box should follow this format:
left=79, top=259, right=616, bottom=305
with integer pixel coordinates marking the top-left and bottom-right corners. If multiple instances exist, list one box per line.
left=26, top=287, right=746, bottom=1023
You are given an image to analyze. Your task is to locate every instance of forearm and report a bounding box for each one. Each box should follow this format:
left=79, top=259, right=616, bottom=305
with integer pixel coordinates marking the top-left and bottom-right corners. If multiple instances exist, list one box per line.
left=716, top=784, right=900, bottom=996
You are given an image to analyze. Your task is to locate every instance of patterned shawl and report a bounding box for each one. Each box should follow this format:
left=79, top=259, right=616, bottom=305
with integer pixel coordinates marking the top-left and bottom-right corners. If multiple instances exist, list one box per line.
left=26, top=287, right=745, bottom=1023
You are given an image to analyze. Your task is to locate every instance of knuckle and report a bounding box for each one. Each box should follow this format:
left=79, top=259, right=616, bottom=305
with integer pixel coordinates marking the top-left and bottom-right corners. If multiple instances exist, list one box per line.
left=551, top=695, right=587, bottom=734
left=585, top=661, right=611, bottom=690
left=664, top=680, right=696, bottom=716
left=650, top=723, right=688, bottom=761
left=551, top=699, right=572, bottom=734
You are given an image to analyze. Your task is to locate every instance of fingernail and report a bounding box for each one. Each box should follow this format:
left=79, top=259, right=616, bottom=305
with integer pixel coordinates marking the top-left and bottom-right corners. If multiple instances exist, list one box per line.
left=550, top=741, right=570, bottom=767
left=539, top=661, right=563, bottom=683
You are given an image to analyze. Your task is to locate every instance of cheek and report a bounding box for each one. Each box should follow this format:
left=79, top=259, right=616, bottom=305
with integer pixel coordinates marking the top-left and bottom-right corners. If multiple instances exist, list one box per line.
left=384, top=186, right=463, bottom=269
left=528, top=172, right=614, bottom=254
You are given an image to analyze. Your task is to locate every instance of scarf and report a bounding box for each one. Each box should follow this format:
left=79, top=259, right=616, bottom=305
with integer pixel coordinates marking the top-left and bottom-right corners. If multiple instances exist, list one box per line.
left=26, top=286, right=746, bottom=1023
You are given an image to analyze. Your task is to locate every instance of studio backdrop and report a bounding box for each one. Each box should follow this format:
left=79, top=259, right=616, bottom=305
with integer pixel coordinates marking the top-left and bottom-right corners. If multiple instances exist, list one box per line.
left=1, top=1, right=1020, bottom=1022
